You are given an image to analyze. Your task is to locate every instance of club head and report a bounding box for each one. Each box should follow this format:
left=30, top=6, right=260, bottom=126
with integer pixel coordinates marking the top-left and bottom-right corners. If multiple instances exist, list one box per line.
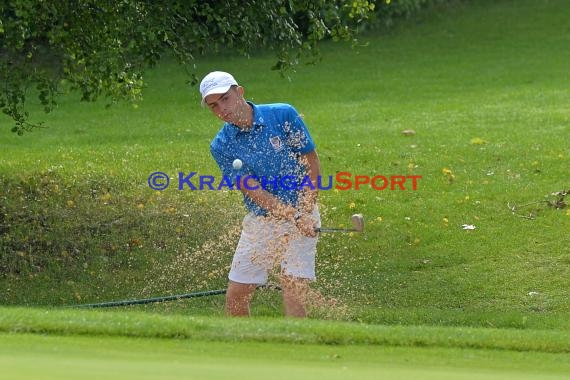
left=351, top=214, right=364, bottom=232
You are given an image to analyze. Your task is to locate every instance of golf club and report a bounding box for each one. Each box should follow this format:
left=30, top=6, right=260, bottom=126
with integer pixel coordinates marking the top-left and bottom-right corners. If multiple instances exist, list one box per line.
left=316, top=213, right=364, bottom=233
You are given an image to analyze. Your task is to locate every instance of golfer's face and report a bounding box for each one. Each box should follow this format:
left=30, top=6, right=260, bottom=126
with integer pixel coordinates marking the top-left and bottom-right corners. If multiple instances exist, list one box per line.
left=205, top=87, right=242, bottom=124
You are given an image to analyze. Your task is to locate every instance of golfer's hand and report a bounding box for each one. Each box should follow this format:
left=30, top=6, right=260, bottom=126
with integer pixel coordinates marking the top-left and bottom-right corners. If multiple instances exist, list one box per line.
left=295, top=214, right=318, bottom=237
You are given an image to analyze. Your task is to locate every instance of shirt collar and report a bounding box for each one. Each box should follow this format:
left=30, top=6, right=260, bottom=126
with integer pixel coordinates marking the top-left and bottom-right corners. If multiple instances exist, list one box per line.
left=250, top=102, right=265, bottom=128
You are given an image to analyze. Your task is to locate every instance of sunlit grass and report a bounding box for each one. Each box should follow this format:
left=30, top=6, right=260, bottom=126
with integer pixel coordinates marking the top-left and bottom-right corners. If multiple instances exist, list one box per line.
left=0, top=0, right=568, bottom=327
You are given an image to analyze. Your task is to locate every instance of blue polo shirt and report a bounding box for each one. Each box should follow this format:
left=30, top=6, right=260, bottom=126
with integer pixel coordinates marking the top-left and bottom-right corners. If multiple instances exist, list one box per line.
left=210, top=102, right=316, bottom=216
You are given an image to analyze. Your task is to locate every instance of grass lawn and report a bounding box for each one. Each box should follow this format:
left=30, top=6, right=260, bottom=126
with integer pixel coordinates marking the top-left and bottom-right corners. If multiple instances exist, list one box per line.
left=3, top=334, right=570, bottom=380
left=0, top=0, right=568, bottom=337
left=2, top=0, right=569, bottom=376
left=1, top=308, right=569, bottom=380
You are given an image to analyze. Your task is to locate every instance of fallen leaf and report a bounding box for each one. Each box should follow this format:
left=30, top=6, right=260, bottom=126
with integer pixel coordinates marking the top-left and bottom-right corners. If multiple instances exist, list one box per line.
left=470, top=137, right=487, bottom=145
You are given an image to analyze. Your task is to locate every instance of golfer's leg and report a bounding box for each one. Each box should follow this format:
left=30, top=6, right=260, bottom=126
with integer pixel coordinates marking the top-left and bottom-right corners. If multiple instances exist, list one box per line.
left=279, top=207, right=319, bottom=318
left=281, top=275, right=310, bottom=318
left=225, top=281, right=257, bottom=317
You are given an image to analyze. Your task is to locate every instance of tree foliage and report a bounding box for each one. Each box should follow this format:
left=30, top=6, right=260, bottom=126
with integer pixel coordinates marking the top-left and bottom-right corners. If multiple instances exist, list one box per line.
left=0, top=0, right=377, bottom=134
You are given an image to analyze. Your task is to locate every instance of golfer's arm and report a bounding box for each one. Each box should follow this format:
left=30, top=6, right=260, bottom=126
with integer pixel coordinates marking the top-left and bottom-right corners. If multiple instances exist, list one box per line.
left=299, top=150, right=321, bottom=212
left=238, top=180, right=297, bottom=220
left=237, top=150, right=321, bottom=220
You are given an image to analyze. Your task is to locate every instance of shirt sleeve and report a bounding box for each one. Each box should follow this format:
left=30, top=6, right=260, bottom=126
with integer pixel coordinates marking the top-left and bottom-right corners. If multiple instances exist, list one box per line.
left=282, top=105, right=315, bottom=154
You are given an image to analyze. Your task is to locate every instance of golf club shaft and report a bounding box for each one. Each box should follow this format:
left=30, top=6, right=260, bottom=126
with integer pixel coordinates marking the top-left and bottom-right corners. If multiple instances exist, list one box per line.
left=315, top=213, right=364, bottom=233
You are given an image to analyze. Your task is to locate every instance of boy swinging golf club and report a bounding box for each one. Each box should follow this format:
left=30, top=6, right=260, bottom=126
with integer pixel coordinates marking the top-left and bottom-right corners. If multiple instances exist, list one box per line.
left=201, top=71, right=321, bottom=317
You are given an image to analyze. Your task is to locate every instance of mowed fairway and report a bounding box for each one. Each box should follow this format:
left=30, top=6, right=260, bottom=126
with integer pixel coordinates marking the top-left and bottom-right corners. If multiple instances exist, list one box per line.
left=1, top=308, right=569, bottom=379
left=2, top=333, right=570, bottom=380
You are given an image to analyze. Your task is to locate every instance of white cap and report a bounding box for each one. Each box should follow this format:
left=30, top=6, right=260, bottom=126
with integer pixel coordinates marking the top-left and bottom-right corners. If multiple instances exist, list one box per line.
left=199, top=71, right=238, bottom=105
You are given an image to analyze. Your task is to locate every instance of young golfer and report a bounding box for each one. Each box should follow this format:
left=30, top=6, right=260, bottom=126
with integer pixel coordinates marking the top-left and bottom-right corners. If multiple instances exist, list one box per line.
left=200, top=71, right=321, bottom=317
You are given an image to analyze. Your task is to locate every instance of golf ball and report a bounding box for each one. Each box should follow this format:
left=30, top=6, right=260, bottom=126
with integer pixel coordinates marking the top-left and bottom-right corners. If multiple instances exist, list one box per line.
left=232, top=159, right=243, bottom=170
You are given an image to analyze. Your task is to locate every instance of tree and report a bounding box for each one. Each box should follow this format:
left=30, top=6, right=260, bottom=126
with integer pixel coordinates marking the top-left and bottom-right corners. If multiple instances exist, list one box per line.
left=0, top=0, right=376, bottom=135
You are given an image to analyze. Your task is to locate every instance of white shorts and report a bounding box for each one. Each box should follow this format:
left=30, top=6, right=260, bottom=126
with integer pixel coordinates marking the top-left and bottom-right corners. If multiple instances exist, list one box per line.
left=229, top=208, right=320, bottom=285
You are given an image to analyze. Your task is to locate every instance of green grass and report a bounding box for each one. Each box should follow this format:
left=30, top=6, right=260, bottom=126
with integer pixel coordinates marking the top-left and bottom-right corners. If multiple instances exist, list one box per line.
left=5, top=334, right=570, bottom=380
left=1, top=0, right=569, bottom=328
left=2, top=307, right=570, bottom=352
left=1, top=307, right=570, bottom=379
left=1, top=1, right=569, bottom=378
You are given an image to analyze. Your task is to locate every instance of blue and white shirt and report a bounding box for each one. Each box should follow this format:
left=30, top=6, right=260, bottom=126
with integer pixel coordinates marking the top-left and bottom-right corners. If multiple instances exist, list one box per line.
left=210, top=102, right=316, bottom=216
